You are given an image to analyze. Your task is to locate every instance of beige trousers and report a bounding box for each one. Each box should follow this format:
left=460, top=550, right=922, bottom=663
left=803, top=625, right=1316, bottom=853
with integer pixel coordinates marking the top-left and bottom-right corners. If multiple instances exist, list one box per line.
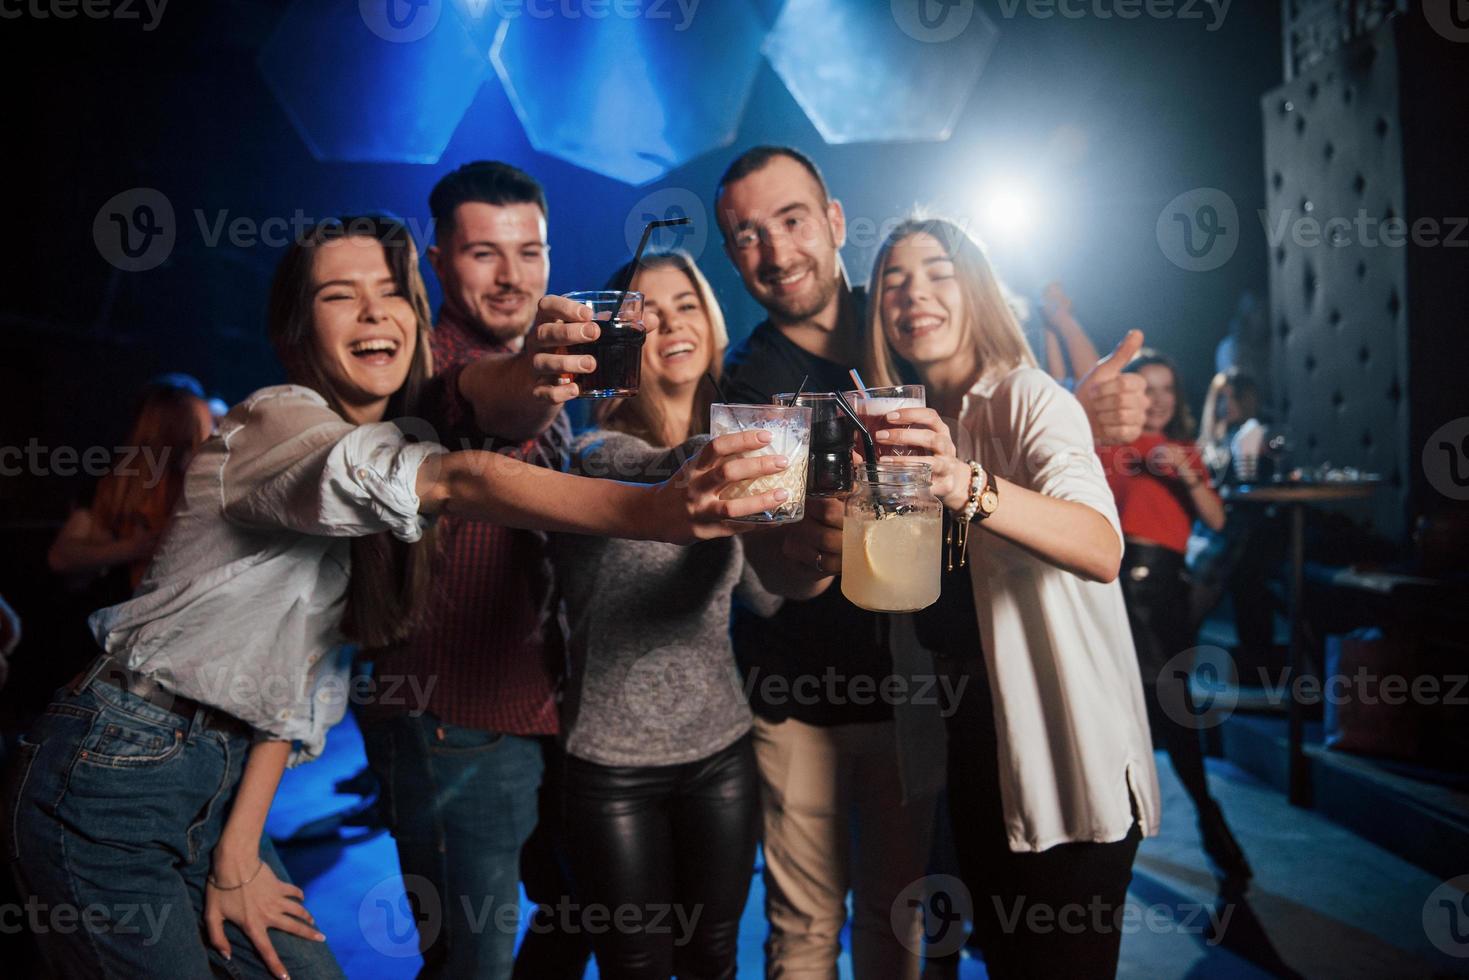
left=753, top=715, right=939, bottom=980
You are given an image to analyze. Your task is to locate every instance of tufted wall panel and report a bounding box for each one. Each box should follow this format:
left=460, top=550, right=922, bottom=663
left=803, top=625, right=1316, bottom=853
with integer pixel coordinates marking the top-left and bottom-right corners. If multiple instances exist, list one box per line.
left=1263, top=11, right=1469, bottom=540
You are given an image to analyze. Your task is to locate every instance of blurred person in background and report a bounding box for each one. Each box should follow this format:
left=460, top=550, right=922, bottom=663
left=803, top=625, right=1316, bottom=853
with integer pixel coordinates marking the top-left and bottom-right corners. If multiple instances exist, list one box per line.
left=1099, top=352, right=1251, bottom=884
left=47, top=377, right=214, bottom=595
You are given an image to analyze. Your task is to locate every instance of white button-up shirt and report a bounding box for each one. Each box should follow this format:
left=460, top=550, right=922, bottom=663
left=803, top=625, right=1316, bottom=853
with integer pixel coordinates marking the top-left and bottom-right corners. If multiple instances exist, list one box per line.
left=89, top=385, right=445, bottom=763
left=957, top=366, right=1161, bottom=852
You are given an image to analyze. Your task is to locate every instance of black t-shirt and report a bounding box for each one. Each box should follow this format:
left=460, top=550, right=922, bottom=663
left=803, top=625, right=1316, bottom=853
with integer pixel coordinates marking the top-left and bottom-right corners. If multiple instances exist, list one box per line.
left=722, top=299, right=895, bottom=726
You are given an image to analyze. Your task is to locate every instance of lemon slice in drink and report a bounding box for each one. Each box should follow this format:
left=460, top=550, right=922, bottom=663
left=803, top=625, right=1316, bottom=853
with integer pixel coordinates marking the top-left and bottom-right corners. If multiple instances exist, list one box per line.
left=861, top=517, right=927, bottom=589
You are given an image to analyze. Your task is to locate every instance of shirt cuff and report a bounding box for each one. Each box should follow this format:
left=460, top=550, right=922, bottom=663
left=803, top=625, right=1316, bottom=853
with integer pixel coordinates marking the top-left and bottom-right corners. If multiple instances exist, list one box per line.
left=336, top=424, right=449, bottom=543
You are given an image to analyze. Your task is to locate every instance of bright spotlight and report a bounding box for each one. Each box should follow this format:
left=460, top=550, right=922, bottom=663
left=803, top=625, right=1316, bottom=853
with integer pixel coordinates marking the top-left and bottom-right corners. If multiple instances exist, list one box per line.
left=978, top=183, right=1039, bottom=242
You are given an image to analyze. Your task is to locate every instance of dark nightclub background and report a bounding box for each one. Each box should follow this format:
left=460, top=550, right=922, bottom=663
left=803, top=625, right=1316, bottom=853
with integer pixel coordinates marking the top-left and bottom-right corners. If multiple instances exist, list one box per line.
left=3, top=0, right=1278, bottom=523
left=7, top=2, right=1469, bottom=977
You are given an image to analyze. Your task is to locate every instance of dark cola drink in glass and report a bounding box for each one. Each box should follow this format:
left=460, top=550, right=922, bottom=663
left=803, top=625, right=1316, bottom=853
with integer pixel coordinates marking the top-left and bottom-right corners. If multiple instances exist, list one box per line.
left=775, top=392, right=854, bottom=497
left=563, top=290, right=646, bottom=398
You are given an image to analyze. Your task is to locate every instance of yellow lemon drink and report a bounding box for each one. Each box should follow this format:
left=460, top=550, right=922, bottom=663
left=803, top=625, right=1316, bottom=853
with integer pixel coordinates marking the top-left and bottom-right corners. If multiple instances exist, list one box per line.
left=841, top=510, right=942, bottom=612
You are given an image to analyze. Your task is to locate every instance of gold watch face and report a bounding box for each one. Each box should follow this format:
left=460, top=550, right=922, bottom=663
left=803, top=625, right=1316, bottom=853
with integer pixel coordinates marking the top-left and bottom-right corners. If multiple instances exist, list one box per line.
left=979, top=489, right=999, bottom=515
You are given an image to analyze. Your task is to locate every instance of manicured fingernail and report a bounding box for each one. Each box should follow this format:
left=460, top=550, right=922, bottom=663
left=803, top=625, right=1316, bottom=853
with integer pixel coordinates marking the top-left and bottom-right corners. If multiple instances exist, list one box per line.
left=315, top=932, right=326, bottom=941
left=774, top=489, right=790, bottom=501
left=886, top=412, right=901, bottom=421
left=772, top=455, right=789, bottom=467
left=876, top=430, right=890, bottom=440
left=757, top=430, right=773, bottom=442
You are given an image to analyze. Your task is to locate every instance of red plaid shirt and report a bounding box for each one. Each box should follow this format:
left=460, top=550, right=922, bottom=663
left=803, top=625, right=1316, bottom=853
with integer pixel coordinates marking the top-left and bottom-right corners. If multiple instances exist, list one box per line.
left=375, top=311, right=569, bottom=735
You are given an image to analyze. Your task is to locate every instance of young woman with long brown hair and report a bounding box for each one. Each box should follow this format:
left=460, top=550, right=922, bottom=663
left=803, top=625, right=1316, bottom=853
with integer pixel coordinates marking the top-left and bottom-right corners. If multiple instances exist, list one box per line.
left=858, top=217, right=1160, bottom=980
left=551, top=250, right=777, bottom=979
left=3, top=218, right=791, bottom=980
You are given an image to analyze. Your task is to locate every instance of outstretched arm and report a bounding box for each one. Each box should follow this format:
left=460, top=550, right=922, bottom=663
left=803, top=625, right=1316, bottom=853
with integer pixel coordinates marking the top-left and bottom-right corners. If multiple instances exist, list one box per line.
left=416, top=429, right=793, bottom=546
left=1040, top=282, right=1103, bottom=382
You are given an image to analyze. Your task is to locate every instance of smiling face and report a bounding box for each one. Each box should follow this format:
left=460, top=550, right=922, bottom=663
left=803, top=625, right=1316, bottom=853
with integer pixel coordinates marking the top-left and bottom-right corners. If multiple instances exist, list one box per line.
left=637, top=264, right=715, bottom=395
left=1138, top=362, right=1178, bottom=434
left=877, top=232, right=969, bottom=370
left=719, top=154, right=845, bottom=324
left=309, top=235, right=418, bottom=423
left=429, top=200, right=548, bottom=345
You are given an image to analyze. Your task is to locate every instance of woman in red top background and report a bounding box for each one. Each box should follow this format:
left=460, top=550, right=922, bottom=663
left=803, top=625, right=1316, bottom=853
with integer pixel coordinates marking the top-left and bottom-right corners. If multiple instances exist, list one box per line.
left=1098, top=351, right=1252, bottom=884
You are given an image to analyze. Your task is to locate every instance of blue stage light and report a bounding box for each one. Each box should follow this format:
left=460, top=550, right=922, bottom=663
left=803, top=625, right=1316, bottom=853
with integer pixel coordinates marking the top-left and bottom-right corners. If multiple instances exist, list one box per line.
left=764, top=0, right=999, bottom=145
left=490, top=1, right=767, bottom=185
left=259, top=0, right=491, bottom=164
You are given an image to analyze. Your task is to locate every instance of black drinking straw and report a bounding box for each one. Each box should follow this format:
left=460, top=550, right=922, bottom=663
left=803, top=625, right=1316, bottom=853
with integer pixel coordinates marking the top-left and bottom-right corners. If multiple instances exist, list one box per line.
left=612, top=216, right=693, bottom=319
left=832, top=391, right=884, bottom=515
left=784, top=375, right=810, bottom=407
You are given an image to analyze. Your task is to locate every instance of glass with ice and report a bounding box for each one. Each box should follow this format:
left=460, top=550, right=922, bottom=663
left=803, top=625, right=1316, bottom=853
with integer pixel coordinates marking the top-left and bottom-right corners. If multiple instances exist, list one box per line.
left=708, top=403, right=812, bottom=524
left=842, top=385, right=926, bottom=458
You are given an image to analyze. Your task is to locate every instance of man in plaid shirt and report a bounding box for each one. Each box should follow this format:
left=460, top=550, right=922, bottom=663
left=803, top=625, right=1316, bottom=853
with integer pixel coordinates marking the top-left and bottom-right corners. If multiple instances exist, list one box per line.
left=359, top=162, right=589, bottom=980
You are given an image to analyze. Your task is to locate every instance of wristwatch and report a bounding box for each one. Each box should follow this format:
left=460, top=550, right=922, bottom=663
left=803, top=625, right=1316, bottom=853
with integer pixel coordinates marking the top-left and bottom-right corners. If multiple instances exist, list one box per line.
left=962, top=461, right=999, bottom=524
left=975, top=464, right=999, bottom=520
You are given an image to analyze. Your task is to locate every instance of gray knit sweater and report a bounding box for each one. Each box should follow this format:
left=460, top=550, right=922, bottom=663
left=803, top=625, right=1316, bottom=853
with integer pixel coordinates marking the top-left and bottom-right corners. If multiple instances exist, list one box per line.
left=551, top=430, right=781, bottom=767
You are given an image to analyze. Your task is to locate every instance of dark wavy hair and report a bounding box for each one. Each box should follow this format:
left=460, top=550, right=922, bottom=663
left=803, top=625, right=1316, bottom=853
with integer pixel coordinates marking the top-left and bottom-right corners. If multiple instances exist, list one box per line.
left=1124, top=349, right=1197, bottom=442
left=265, top=215, right=437, bottom=650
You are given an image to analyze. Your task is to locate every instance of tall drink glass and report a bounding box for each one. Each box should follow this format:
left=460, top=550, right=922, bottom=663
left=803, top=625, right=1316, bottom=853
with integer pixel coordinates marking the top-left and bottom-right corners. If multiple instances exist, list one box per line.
left=709, top=403, right=812, bottom=524
left=773, top=392, right=854, bottom=497
left=841, top=460, right=942, bottom=612
left=562, top=290, right=645, bottom=398
left=842, top=385, right=927, bottom=457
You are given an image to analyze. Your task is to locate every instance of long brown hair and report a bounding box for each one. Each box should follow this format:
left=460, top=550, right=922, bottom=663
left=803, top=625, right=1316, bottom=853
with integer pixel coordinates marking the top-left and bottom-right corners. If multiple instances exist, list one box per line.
left=1125, top=350, right=1198, bottom=442
left=861, top=217, right=1037, bottom=389
left=265, top=215, right=436, bottom=650
left=592, top=250, right=729, bottom=446
left=93, top=383, right=208, bottom=585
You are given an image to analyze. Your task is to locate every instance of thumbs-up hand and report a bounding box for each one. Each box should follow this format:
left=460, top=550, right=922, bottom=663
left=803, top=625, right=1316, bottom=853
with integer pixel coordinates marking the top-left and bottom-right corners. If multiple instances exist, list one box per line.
left=1075, top=329, right=1147, bottom=446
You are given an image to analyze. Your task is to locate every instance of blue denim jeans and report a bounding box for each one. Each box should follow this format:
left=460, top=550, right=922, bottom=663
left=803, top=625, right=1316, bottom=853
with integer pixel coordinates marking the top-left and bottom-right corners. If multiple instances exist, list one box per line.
left=360, top=712, right=543, bottom=980
left=2, top=671, right=345, bottom=979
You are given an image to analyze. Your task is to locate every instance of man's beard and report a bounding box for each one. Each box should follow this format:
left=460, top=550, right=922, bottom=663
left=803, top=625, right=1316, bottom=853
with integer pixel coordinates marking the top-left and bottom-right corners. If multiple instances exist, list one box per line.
left=762, top=263, right=839, bottom=325
left=473, top=292, right=534, bottom=344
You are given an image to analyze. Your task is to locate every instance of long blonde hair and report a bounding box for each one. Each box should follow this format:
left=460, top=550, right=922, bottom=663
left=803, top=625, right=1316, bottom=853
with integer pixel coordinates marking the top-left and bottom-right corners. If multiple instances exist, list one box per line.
left=862, top=217, right=1036, bottom=389
left=593, top=250, right=730, bottom=446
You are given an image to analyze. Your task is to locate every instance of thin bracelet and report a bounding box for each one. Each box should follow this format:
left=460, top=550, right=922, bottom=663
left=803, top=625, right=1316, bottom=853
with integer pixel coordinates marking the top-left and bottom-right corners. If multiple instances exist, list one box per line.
left=207, top=860, right=265, bottom=891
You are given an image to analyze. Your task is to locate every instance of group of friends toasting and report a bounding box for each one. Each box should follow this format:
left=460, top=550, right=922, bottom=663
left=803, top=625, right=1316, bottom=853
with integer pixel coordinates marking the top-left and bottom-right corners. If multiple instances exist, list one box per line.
left=2, top=144, right=1247, bottom=980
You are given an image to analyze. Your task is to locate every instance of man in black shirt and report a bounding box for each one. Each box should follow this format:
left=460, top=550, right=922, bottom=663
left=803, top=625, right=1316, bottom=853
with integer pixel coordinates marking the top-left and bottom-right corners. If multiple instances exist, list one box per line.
left=716, top=146, right=935, bottom=980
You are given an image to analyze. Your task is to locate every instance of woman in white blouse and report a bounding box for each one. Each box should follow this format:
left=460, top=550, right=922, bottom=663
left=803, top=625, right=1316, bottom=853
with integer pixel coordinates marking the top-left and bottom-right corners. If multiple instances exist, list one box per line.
left=2, top=216, right=792, bottom=980
left=858, top=218, right=1160, bottom=980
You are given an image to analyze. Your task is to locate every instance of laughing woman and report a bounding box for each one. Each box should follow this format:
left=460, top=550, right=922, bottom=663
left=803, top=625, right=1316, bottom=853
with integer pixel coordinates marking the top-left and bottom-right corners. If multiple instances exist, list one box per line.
left=1, top=219, right=790, bottom=980
left=551, top=251, right=777, bottom=980
left=860, top=218, right=1161, bottom=980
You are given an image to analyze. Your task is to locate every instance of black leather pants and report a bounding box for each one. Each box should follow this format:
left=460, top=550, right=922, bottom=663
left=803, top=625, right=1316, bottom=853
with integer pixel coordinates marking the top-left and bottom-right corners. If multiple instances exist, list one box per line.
left=561, top=734, right=759, bottom=980
left=1121, top=541, right=1211, bottom=808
